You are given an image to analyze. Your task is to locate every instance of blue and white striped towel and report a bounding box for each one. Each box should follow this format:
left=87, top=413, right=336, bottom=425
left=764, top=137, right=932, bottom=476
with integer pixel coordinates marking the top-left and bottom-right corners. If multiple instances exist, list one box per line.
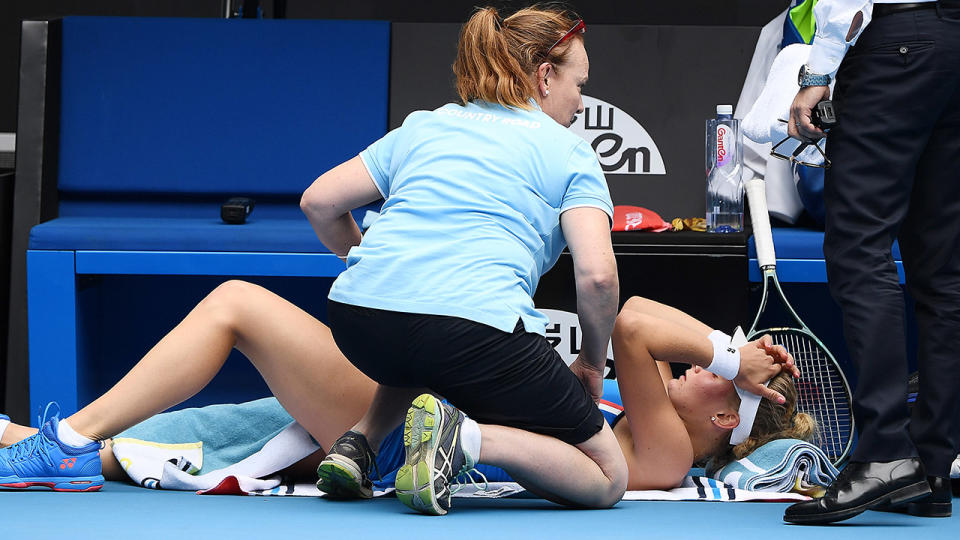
left=710, top=438, right=838, bottom=493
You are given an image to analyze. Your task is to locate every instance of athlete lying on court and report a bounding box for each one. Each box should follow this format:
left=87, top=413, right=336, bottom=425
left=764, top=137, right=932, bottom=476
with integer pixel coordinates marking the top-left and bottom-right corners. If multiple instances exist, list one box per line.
left=1, top=283, right=807, bottom=501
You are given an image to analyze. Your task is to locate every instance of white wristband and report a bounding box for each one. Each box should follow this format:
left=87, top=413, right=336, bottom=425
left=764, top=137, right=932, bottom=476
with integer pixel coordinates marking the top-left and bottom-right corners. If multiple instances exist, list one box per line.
left=706, top=330, right=740, bottom=380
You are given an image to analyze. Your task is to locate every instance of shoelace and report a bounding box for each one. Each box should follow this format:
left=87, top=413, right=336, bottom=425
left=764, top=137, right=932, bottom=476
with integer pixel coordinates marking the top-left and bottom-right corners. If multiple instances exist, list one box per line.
left=450, top=467, right=489, bottom=497
left=7, top=402, right=64, bottom=464
left=365, top=445, right=382, bottom=482
left=9, top=432, right=47, bottom=463
left=37, top=402, right=61, bottom=428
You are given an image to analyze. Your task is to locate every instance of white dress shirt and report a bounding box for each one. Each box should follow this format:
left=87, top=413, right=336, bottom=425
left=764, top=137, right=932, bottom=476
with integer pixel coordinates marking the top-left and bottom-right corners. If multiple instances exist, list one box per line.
left=807, top=0, right=937, bottom=76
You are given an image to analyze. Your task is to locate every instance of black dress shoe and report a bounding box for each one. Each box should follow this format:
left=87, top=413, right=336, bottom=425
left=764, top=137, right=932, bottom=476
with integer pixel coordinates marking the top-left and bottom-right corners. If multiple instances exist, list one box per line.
left=873, top=476, right=952, bottom=517
left=783, top=458, right=931, bottom=525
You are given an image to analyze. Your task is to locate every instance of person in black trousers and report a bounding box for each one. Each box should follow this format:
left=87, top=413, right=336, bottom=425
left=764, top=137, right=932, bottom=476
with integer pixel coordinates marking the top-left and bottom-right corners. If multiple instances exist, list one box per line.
left=783, top=0, right=960, bottom=525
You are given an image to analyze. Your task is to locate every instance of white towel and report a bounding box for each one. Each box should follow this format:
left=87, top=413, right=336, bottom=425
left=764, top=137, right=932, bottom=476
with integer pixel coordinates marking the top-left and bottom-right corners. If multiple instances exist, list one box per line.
left=742, top=43, right=832, bottom=165
left=112, top=421, right=320, bottom=492
left=623, top=476, right=808, bottom=502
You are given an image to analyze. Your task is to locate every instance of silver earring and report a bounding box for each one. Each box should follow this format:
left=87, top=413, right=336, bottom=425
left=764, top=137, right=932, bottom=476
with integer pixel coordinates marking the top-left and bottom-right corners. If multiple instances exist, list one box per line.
left=710, top=416, right=717, bottom=422
left=545, top=90, right=550, bottom=96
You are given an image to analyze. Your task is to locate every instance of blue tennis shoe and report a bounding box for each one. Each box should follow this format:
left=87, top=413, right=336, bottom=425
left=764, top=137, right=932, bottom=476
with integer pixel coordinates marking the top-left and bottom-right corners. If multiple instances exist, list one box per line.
left=0, top=416, right=103, bottom=492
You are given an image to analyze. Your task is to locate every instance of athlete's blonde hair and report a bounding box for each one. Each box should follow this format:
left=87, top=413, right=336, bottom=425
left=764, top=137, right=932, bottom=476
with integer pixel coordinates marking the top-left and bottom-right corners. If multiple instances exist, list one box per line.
left=709, top=372, right=817, bottom=470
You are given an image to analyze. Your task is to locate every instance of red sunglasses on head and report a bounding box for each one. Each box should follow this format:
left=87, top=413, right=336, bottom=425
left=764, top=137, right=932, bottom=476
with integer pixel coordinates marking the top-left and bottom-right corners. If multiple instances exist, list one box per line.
left=544, top=19, right=585, bottom=58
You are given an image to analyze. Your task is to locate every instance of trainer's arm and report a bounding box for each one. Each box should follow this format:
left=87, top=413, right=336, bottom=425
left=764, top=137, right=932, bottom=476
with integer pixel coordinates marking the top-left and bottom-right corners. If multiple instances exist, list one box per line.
left=301, top=156, right=383, bottom=257
left=561, top=207, right=619, bottom=371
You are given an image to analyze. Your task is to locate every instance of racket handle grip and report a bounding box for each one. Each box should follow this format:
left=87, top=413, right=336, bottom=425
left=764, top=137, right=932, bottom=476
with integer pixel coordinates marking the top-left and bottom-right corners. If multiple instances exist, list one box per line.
left=746, top=178, right=777, bottom=268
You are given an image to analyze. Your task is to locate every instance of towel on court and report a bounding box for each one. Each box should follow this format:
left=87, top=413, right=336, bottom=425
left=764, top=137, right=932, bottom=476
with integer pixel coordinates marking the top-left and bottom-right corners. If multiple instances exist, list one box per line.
left=202, top=478, right=527, bottom=498
left=112, top=398, right=321, bottom=491
left=709, top=438, right=838, bottom=495
left=210, top=476, right=809, bottom=502
left=623, top=475, right=808, bottom=502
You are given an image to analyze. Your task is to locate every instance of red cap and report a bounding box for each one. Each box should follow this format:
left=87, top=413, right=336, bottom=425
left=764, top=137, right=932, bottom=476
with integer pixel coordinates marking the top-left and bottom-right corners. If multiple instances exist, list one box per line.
left=612, top=205, right=670, bottom=232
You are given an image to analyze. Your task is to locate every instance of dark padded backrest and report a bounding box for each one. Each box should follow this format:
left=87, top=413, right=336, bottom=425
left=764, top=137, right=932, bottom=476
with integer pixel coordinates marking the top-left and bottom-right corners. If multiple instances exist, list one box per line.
left=57, top=17, right=389, bottom=198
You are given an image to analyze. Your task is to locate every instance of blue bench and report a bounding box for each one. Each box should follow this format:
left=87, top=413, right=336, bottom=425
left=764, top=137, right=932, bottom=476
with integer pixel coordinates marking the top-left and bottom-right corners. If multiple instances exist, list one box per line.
left=26, top=17, right=390, bottom=417
left=748, top=228, right=904, bottom=283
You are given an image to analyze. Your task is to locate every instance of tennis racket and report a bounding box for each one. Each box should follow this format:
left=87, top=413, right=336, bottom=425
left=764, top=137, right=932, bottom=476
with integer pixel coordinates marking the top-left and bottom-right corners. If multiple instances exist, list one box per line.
left=745, top=178, right=854, bottom=466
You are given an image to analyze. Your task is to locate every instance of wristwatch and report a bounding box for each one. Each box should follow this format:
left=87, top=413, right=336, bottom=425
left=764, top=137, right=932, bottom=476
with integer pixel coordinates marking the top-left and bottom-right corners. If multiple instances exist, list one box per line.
left=798, top=65, right=831, bottom=88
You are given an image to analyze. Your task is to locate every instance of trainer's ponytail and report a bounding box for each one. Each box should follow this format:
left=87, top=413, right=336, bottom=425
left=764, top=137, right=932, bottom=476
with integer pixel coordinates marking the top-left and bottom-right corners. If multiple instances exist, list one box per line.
left=453, top=5, right=582, bottom=109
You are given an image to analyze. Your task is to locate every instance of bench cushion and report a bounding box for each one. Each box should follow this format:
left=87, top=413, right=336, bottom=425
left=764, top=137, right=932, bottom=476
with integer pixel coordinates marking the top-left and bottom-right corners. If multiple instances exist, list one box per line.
left=748, top=228, right=902, bottom=260
left=30, top=216, right=322, bottom=253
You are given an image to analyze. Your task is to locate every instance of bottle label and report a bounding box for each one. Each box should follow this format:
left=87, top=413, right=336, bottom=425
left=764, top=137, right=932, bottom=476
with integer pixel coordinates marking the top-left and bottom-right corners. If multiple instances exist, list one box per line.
left=716, top=124, right=734, bottom=168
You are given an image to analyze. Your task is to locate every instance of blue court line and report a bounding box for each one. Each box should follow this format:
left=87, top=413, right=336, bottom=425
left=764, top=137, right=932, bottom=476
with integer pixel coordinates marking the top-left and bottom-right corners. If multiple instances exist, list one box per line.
left=1, top=481, right=956, bottom=538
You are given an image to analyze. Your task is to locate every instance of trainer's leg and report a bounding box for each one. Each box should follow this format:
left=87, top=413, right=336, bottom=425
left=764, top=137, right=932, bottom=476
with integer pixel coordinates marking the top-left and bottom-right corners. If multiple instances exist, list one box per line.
left=349, top=385, right=426, bottom=450
left=478, top=422, right=627, bottom=508
left=420, top=317, right=627, bottom=508
left=65, top=280, right=376, bottom=449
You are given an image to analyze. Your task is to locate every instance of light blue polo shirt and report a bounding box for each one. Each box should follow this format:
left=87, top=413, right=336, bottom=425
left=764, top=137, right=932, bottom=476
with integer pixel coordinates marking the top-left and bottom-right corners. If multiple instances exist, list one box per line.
left=327, top=100, right=613, bottom=335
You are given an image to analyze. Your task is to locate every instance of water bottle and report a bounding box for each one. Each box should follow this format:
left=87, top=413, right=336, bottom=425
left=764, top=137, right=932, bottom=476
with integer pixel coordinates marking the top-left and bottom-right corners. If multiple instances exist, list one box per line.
left=705, top=105, right=743, bottom=233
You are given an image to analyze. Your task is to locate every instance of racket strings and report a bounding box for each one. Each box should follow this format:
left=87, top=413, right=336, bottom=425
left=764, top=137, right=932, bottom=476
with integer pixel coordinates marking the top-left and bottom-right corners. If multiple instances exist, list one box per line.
left=769, top=332, right=851, bottom=463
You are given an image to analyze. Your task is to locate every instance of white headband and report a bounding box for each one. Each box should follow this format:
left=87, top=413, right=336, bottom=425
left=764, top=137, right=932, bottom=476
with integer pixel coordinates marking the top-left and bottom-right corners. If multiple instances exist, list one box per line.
left=726, top=328, right=770, bottom=446
left=730, top=385, right=764, bottom=445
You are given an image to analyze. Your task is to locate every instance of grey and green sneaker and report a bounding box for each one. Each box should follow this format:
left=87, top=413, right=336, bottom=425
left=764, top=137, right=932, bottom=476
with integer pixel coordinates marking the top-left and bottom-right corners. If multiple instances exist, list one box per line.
left=395, top=394, right=476, bottom=515
left=316, top=430, right=378, bottom=499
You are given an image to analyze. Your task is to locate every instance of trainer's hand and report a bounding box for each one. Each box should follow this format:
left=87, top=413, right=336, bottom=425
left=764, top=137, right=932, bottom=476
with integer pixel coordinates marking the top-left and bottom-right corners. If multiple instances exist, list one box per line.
left=788, top=85, right=830, bottom=141
left=734, top=339, right=787, bottom=404
left=570, top=354, right=604, bottom=403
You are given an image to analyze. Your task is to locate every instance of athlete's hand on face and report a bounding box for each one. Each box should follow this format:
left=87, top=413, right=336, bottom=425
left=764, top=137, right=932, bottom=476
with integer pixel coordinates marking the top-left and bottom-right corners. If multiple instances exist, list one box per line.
left=734, top=337, right=788, bottom=404
left=756, top=334, right=800, bottom=378
left=570, top=354, right=604, bottom=403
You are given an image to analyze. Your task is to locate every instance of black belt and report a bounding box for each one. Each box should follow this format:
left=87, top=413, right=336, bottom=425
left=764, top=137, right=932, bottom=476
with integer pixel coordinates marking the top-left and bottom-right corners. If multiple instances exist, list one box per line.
left=873, top=2, right=937, bottom=17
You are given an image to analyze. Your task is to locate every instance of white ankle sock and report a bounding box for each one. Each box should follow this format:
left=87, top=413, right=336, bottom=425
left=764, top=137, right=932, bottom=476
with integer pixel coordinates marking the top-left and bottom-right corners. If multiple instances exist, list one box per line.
left=57, top=419, right=96, bottom=448
left=460, top=417, right=482, bottom=466
left=0, top=418, right=9, bottom=443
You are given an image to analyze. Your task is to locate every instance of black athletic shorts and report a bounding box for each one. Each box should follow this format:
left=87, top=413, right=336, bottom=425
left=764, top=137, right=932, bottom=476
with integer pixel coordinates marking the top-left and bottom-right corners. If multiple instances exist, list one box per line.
left=327, top=300, right=604, bottom=446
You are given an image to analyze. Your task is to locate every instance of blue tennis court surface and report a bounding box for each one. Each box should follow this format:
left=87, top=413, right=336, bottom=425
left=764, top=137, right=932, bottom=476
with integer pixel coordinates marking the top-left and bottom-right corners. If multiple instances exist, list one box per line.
left=2, top=481, right=956, bottom=538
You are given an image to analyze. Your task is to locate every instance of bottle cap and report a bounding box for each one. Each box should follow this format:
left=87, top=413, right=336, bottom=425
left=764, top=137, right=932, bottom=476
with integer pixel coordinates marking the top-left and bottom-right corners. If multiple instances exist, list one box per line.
left=717, top=104, right=733, bottom=115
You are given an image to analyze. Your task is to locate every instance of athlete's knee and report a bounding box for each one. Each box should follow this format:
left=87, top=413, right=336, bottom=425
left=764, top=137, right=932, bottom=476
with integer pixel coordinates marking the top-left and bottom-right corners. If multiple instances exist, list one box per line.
left=198, top=280, right=258, bottom=329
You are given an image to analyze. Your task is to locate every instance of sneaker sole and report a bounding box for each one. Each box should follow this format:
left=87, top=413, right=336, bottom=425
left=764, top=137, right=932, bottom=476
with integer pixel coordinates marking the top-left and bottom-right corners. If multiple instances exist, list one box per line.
left=316, top=454, right=373, bottom=499
left=785, top=480, right=932, bottom=525
left=0, top=475, right=103, bottom=492
left=396, top=394, right=445, bottom=516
